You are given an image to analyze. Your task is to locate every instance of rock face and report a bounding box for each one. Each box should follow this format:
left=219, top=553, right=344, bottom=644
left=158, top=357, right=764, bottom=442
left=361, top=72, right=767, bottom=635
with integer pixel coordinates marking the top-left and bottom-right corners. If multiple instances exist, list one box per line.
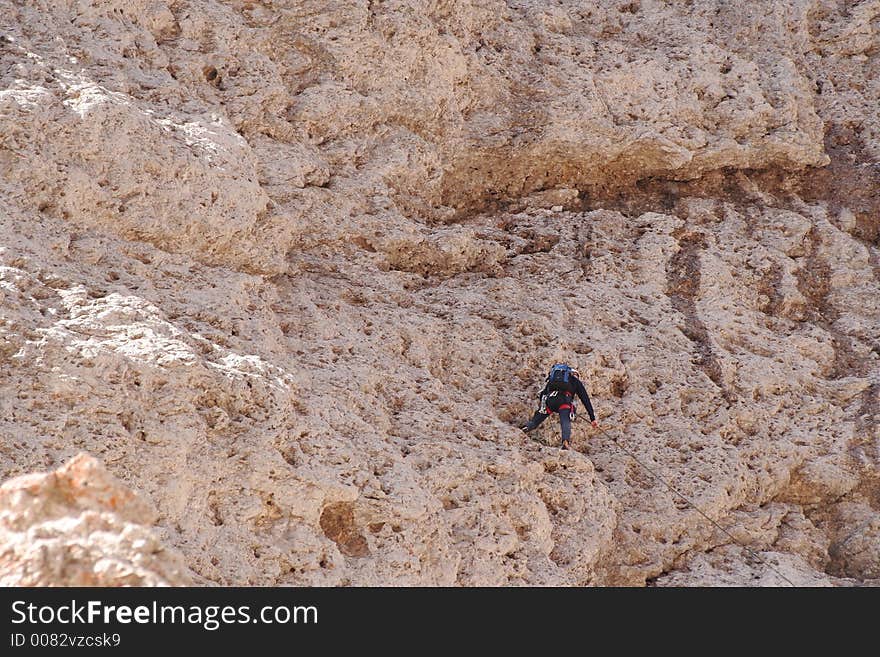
left=0, top=0, right=878, bottom=586
left=0, top=454, right=193, bottom=586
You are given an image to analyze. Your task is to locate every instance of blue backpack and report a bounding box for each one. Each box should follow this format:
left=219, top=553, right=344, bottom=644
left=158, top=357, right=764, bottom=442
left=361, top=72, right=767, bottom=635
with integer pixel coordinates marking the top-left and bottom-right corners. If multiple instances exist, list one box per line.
left=546, top=363, right=572, bottom=388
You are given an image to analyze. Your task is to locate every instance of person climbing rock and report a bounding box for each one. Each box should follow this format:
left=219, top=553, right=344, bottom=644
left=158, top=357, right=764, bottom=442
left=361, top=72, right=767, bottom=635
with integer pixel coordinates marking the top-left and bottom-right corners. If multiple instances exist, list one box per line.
left=520, top=363, right=598, bottom=450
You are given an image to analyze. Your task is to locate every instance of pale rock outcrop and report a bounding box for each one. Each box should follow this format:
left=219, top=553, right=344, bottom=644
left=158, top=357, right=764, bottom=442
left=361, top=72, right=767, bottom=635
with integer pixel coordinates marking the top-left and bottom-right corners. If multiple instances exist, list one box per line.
left=0, top=453, right=194, bottom=586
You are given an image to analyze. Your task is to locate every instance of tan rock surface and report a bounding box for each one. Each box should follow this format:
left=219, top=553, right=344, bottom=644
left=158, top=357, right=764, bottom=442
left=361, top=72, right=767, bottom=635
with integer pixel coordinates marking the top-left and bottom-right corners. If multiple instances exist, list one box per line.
left=0, top=453, right=194, bottom=585
left=0, top=0, right=878, bottom=586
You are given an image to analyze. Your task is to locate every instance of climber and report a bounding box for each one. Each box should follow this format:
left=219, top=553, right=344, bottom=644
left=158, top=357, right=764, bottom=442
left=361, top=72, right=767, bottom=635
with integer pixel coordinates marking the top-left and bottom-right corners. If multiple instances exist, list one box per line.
left=520, top=363, right=598, bottom=450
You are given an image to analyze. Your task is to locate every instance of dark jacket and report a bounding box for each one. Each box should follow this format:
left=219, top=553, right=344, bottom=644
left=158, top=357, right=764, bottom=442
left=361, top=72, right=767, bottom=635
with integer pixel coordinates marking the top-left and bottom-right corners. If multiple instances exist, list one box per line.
left=540, top=375, right=596, bottom=421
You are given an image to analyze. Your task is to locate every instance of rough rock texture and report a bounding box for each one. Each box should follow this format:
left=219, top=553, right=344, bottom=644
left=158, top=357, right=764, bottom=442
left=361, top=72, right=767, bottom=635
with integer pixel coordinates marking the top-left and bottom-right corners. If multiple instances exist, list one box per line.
left=0, top=453, right=194, bottom=585
left=1, top=0, right=878, bottom=586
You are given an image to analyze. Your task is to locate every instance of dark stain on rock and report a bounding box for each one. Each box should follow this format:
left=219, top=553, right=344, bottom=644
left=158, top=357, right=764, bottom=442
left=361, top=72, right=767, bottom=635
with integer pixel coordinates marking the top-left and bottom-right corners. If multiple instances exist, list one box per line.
left=319, top=502, right=370, bottom=557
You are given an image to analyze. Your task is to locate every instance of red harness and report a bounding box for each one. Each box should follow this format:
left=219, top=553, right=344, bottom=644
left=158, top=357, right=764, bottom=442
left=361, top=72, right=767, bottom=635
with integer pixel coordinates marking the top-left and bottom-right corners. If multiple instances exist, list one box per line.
left=547, top=391, right=573, bottom=414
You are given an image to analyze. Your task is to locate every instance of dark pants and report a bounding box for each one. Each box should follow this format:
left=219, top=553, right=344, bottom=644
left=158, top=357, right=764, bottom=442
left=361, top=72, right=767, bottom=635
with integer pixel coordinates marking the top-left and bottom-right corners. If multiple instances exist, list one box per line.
left=525, top=408, right=572, bottom=443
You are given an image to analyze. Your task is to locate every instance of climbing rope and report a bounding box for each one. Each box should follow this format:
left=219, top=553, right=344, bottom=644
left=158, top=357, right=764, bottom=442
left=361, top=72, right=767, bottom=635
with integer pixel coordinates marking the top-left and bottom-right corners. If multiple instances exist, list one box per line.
left=594, top=425, right=797, bottom=587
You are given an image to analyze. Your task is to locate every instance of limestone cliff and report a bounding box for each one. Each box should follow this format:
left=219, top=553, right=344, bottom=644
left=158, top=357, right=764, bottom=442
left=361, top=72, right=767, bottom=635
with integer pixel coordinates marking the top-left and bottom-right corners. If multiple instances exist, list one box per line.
left=1, top=0, right=878, bottom=585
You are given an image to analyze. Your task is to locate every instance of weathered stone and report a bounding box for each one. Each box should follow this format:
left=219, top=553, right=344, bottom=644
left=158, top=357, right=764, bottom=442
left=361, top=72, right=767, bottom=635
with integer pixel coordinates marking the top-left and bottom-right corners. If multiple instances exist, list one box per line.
left=0, top=0, right=878, bottom=587
left=0, top=454, right=193, bottom=586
